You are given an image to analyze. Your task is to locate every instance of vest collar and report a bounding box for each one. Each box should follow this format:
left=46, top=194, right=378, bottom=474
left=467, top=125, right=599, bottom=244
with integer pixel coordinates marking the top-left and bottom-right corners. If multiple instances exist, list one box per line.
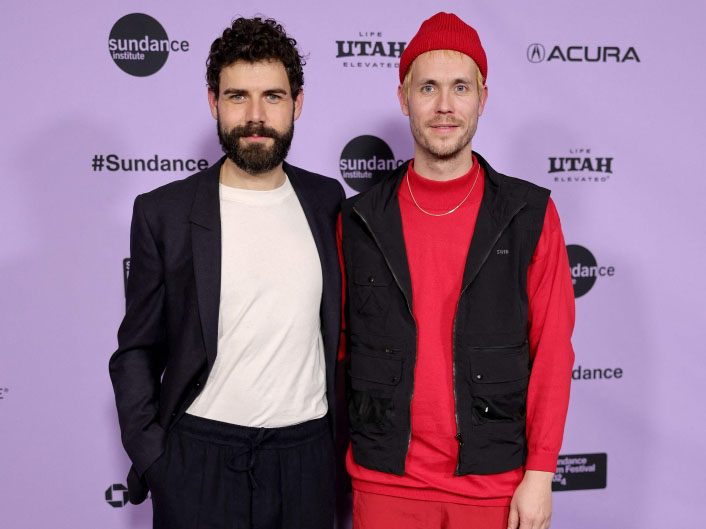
left=352, top=152, right=528, bottom=300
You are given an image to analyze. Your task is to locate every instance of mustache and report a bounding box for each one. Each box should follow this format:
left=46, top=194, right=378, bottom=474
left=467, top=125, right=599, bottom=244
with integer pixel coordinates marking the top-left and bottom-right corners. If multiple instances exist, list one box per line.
left=426, top=118, right=463, bottom=127
left=228, top=123, right=280, bottom=139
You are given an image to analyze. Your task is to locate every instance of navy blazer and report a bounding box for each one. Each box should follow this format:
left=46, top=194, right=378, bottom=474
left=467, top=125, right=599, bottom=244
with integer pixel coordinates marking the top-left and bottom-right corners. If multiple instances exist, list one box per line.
left=109, top=157, right=345, bottom=504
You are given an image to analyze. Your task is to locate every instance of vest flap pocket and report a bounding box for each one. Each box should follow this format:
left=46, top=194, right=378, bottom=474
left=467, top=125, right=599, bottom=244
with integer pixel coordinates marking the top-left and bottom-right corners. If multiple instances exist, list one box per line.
left=470, top=342, right=530, bottom=384
left=353, top=267, right=392, bottom=287
left=350, top=333, right=403, bottom=359
left=472, top=392, right=526, bottom=424
left=351, top=351, right=402, bottom=386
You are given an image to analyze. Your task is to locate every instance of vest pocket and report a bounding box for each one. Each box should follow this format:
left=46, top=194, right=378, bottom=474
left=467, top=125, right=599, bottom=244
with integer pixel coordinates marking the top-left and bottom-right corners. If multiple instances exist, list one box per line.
left=348, top=349, right=402, bottom=428
left=350, top=350, right=402, bottom=389
left=352, top=266, right=393, bottom=316
left=471, top=391, right=526, bottom=425
left=469, top=341, right=530, bottom=389
left=465, top=342, right=529, bottom=431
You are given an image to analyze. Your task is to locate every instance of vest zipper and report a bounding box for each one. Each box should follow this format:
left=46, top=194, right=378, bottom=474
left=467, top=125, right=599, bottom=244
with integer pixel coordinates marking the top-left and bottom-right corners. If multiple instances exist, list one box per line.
left=452, top=202, right=526, bottom=475
left=352, top=206, right=418, bottom=468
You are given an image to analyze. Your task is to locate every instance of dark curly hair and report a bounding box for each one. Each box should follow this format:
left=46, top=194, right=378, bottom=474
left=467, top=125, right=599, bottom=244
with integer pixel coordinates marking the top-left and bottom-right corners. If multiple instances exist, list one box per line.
left=206, top=17, right=305, bottom=98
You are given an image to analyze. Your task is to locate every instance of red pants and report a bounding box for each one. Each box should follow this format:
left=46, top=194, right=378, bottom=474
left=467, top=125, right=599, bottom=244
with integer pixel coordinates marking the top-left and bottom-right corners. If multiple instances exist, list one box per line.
left=353, top=490, right=510, bottom=529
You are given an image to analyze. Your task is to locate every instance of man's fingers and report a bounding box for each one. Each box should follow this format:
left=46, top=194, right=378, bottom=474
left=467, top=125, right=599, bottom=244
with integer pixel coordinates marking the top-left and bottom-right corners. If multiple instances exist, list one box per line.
left=507, top=505, right=520, bottom=529
left=542, top=514, right=552, bottom=529
left=521, top=513, right=550, bottom=529
left=517, top=514, right=539, bottom=529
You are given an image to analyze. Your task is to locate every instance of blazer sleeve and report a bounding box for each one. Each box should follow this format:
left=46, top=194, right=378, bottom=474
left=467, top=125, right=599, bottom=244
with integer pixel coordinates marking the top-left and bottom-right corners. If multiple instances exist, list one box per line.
left=109, top=193, right=168, bottom=479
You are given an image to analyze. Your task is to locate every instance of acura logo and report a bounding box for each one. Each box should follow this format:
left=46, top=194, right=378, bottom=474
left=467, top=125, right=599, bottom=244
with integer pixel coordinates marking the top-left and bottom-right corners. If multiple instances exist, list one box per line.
left=527, top=43, right=546, bottom=63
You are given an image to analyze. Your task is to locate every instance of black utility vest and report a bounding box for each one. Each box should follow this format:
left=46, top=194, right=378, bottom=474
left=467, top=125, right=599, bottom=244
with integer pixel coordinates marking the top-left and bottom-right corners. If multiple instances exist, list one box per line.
left=341, top=153, right=550, bottom=476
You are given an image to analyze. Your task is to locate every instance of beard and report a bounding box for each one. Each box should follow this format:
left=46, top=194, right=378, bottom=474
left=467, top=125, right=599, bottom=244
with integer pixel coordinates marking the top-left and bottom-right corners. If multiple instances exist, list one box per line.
left=410, top=115, right=476, bottom=160
left=217, top=117, right=294, bottom=174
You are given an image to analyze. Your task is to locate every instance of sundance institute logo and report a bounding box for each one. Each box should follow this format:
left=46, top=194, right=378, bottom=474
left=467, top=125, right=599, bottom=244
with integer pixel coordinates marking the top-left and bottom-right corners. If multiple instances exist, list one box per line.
left=339, top=135, right=404, bottom=192
left=108, top=13, right=189, bottom=76
left=566, top=245, right=615, bottom=298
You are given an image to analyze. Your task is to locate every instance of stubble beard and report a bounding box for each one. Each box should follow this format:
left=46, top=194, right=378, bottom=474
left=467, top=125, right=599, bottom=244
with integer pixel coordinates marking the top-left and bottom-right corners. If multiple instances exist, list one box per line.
left=217, top=116, right=294, bottom=175
left=410, top=114, right=477, bottom=160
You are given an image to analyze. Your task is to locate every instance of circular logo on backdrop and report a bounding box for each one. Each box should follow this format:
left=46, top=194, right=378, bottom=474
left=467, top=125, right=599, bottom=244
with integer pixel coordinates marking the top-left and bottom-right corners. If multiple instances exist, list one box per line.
left=567, top=245, right=597, bottom=297
left=567, top=244, right=616, bottom=298
left=108, top=14, right=189, bottom=76
left=109, top=14, right=168, bottom=76
left=527, top=43, right=546, bottom=63
left=339, top=135, right=403, bottom=192
left=105, top=483, right=129, bottom=508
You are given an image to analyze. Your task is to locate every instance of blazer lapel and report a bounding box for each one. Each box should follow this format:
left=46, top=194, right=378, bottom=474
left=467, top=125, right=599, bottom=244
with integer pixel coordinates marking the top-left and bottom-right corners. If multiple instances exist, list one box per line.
left=286, top=163, right=325, bottom=257
left=285, top=163, right=342, bottom=377
left=189, top=159, right=223, bottom=369
left=286, top=162, right=336, bottom=321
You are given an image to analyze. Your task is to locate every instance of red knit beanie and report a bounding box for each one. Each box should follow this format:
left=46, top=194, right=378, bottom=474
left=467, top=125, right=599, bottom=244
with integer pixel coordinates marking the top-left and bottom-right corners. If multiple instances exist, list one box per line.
left=399, top=12, right=487, bottom=84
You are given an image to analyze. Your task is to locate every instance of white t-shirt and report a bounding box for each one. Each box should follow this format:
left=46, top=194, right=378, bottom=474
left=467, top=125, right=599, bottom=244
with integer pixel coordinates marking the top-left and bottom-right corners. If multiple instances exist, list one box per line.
left=186, top=175, right=327, bottom=427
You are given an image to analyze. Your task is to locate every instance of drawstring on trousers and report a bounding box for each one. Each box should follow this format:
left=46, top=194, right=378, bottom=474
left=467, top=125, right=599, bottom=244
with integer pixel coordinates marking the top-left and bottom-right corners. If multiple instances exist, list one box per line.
left=226, top=428, right=269, bottom=489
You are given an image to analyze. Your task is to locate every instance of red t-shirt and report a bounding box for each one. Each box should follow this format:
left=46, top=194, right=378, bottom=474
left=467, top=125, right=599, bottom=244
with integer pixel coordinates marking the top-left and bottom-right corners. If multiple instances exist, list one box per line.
left=338, top=157, right=575, bottom=505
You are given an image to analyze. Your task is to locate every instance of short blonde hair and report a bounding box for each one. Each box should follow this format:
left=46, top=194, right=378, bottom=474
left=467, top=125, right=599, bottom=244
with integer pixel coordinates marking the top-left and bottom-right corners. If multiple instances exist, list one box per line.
left=401, top=49, right=485, bottom=99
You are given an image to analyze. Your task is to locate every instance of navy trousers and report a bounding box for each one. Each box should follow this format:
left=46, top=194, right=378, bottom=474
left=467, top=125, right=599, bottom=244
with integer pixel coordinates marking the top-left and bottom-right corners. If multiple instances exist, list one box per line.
left=146, top=413, right=335, bottom=529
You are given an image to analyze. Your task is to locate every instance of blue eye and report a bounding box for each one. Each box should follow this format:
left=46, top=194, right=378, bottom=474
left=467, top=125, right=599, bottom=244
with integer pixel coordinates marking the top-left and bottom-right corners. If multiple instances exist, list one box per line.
left=421, top=85, right=434, bottom=93
left=455, top=85, right=468, bottom=92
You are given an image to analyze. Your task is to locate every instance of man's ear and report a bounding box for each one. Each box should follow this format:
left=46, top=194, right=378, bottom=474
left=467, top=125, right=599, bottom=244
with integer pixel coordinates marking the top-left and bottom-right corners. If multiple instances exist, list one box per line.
left=293, top=90, right=304, bottom=121
left=397, top=85, right=409, bottom=117
left=208, top=88, right=218, bottom=120
left=477, top=84, right=488, bottom=117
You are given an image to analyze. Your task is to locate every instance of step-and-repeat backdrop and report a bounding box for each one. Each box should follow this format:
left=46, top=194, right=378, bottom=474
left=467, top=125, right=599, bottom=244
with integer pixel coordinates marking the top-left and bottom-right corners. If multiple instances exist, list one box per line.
left=1, top=1, right=704, bottom=527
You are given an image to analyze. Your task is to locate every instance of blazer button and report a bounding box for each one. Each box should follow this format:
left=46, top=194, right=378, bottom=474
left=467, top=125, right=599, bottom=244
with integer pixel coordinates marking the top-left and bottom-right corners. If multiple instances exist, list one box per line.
left=391, top=376, right=398, bottom=383
left=475, top=373, right=483, bottom=380
left=368, top=275, right=375, bottom=283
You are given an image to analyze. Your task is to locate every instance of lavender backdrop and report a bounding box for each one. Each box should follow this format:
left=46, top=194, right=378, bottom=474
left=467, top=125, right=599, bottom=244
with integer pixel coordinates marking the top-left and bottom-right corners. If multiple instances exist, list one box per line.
left=1, top=1, right=705, bottom=527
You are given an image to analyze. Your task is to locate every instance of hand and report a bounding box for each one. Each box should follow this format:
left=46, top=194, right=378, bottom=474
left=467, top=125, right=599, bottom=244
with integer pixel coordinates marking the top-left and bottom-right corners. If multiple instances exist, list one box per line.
left=507, top=470, right=553, bottom=529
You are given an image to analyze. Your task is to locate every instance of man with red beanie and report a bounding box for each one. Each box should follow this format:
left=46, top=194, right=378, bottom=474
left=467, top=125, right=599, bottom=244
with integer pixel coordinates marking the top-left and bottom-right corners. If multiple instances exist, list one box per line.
left=338, top=12, right=575, bottom=529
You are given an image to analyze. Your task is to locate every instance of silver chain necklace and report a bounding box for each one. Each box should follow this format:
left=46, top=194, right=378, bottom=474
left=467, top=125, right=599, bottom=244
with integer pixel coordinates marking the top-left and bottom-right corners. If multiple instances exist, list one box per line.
left=406, top=163, right=481, bottom=217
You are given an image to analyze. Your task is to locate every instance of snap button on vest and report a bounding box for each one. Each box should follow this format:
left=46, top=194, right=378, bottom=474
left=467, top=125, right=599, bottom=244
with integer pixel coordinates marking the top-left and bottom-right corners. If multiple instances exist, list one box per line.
left=475, top=373, right=483, bottom=380
left=368, top=275, right=375, bottom=283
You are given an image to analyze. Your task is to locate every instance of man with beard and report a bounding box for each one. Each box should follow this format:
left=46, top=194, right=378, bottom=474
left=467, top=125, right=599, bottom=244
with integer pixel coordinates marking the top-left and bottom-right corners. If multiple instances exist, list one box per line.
left=110, top=17, right=344, bottom=529
left=339, top=12, right=575, bottom=529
